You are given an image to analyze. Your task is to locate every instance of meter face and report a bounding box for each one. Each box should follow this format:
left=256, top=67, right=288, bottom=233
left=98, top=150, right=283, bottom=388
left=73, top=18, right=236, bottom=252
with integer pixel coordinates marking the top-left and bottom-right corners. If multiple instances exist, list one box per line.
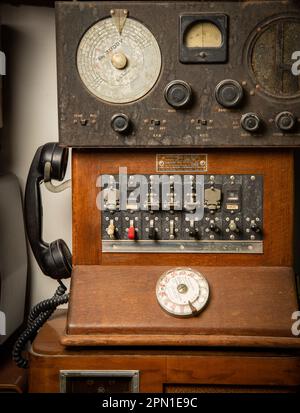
left=184, top=21, right=222, bottom=48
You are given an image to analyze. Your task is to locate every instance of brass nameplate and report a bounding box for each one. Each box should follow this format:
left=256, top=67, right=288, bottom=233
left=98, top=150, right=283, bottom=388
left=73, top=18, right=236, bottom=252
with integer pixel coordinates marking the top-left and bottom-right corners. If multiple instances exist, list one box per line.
left=156, top=154, right=207, bottom=173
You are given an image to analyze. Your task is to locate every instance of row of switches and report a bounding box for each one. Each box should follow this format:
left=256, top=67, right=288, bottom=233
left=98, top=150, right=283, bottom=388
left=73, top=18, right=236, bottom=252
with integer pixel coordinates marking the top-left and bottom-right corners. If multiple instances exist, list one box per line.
left=106, top=218, right=261, bottom=240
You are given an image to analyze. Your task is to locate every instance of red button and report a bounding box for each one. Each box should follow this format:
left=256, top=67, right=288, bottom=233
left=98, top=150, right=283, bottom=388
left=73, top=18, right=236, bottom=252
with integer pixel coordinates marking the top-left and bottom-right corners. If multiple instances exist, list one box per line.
left=128, top=226, right=136, bottom=240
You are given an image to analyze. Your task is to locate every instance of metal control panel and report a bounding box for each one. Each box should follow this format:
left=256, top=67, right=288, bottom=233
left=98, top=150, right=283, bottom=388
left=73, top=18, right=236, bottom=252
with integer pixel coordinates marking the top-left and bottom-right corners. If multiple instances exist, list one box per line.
left=101, top=174, right=263, bottom=253
left=56, top=1, right=300, bottom=148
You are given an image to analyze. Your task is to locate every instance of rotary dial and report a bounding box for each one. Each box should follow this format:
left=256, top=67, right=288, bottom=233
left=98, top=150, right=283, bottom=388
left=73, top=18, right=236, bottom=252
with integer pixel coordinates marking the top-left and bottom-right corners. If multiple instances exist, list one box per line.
left=156, top=268, right=209, bottom=317
left=77, top=16, right=162, bottom=103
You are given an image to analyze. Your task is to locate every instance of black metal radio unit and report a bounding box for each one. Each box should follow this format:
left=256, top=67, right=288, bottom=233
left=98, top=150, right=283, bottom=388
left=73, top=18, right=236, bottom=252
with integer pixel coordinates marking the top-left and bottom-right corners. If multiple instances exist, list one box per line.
left=56, top=1, right=300, bottom=148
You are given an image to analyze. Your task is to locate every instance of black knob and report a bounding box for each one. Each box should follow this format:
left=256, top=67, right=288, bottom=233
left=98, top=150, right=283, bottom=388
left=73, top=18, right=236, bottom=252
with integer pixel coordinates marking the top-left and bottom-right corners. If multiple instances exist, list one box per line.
left=148, top=226, right=156, bottom=240
left=215, top=79, right=243, bottom=108
left=241, top=113, right=261, bottom=133
left=111, top=113, right=130, bottom=134
left=189, top=229, right=200, bottom=239
left=209, top=222, right=220, bottom=233
left=164, top=80, right=192, bottom=108
left=275, top=111, right=295, bottom=132
left=250, top=222, right=261, bottom=233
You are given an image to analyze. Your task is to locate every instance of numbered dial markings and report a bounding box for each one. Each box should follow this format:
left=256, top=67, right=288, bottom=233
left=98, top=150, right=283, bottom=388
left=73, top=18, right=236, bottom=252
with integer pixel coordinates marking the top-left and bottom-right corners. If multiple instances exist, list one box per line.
left=77, top=17, right=162, bottom=103
left=156, top=268, right=209, bottom=317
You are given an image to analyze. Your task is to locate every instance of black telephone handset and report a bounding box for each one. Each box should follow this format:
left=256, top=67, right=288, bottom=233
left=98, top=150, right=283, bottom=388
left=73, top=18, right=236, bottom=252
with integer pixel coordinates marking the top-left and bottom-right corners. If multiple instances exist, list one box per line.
left=14, top=143, right=71, bottom=368
left=25, top=142, right=72, bottom=279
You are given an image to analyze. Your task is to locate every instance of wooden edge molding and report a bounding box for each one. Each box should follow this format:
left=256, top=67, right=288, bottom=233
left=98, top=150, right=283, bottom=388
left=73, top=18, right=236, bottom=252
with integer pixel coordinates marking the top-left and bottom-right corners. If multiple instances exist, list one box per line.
left=60, top=332, right=300, bottom=349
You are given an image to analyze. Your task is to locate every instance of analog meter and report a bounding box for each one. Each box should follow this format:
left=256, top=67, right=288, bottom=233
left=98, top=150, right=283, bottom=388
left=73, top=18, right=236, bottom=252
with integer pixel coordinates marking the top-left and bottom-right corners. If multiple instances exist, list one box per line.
left=184, top=21, right=222, bottom=48
left=180, top=14, right=228, bottom=63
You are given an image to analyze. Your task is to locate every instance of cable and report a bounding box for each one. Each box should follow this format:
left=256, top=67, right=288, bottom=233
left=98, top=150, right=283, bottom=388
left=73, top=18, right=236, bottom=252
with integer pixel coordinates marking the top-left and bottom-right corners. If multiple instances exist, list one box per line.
left=12, top=281, right=69, bottom=369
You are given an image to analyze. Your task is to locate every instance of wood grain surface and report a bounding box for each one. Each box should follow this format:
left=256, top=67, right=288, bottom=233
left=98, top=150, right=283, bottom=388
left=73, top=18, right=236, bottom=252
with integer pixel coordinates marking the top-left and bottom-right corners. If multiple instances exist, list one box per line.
left=63, top=265, right=300, bottom=346
left=29, top=311, right=300, bottom=393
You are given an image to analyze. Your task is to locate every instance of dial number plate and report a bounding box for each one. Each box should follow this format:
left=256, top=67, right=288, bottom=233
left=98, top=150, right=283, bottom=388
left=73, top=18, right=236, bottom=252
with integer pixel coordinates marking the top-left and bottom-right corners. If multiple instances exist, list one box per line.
left=77, top=17, right=162, bottom=103
left=156, top=267, right=209, bottom=317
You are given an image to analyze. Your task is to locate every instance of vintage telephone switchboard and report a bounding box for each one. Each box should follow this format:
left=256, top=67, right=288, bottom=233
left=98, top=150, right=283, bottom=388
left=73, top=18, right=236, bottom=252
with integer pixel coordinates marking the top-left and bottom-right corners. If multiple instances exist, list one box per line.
left=24, top=1, right=300, bottom=393
left=100, top=172, right=264, bottom=254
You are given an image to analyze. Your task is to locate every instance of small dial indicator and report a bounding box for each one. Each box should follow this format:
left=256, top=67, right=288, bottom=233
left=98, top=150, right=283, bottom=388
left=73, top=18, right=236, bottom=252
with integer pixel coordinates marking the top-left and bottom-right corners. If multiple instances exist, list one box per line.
left=156, top=267, right=209, bottom=317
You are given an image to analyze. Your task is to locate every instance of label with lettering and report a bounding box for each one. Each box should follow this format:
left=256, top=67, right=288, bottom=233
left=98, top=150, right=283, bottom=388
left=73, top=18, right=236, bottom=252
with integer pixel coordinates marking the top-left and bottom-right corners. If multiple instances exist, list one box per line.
left=156, top=154, right=207, bottom=173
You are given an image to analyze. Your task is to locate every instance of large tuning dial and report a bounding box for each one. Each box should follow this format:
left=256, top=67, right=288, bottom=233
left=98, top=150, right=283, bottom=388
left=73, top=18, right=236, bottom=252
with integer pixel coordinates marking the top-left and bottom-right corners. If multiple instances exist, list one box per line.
left=215, top=79, right=244, bottom=108
left=76, top=16, right=161, bottom=104
left=164, top=80, right=192, bottom=108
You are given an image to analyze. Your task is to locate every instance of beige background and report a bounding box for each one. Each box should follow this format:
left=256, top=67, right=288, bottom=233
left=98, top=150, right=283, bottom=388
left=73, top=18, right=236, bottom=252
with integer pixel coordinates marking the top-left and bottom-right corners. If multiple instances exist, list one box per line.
left=0, top=4, right=71, bottom=305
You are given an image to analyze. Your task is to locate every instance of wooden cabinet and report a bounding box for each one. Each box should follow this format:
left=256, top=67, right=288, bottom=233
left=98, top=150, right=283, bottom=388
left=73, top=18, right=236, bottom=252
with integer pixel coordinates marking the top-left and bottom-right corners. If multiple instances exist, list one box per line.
left=29, top=311, right=300, bottom=393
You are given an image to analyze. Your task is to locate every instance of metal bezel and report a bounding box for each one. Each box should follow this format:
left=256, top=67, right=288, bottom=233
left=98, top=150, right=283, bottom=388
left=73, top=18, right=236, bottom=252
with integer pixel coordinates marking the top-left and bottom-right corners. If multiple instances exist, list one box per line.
left=60, top=370, right=139, bottom=393
left=245, top=13, right=300, bottom=101
left=179, top=14, right=228, bottom=63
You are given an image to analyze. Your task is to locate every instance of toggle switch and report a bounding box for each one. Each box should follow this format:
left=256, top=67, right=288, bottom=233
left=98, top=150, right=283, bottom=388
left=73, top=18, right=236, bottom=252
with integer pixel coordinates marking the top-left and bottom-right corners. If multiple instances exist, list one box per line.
left=106, top=219, right=115, bottom=240
left=169, top=220, right=175, bottom=240
left=229, top=220, right=240, bottom=233
left=250, top=220, right=261, bottom=233
left=148, top=219, right=156, bottom=240
left=209, top=220, right=220, bottom=233
left=128, top=219, right=136, bottom=240
left=189, top=220, right=197, bottom=238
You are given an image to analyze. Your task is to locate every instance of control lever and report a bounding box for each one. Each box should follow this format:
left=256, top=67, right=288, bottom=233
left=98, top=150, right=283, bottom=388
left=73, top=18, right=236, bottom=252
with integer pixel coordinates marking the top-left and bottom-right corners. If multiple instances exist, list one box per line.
left=229, top=220, right=240, bottom=234
left=107, top=219, right=116, bottom=240
left=184, top=176, right=197, bottom=211
left=209, top=220, right=220, bottom=233
left=250, top=220, right=261, bottom=233
left=148, top=175, right=159, bottom=211
left=128, top=219, right=136, bottom=240
left=169, top=219, right=175, bottom=240
left=148, top=219, right=156, bottom=240
left=189, top=220, right=199, bottom=239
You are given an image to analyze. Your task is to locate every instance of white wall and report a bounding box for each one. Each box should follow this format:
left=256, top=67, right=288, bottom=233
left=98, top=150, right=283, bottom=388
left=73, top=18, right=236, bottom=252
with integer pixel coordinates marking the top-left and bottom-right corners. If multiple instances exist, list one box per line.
left=0, top=4, right=71, bottom=305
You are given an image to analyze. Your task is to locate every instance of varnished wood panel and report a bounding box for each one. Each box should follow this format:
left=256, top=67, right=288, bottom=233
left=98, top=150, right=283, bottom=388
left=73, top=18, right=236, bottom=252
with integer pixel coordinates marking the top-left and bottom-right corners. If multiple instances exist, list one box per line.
left=166, top=356, right=300, bottom=387
left=63, top=265, right=300, bottom=345
left=72, top=149, right=294, bottom=266
left=0, top=343, right=27, bottom=393
left=29, top=312, right=300, bottom=393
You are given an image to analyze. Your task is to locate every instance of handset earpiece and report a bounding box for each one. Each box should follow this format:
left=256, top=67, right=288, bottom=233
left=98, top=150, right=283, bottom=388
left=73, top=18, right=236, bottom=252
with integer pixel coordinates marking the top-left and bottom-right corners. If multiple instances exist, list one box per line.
left=25, top=142, right=72, bottom=279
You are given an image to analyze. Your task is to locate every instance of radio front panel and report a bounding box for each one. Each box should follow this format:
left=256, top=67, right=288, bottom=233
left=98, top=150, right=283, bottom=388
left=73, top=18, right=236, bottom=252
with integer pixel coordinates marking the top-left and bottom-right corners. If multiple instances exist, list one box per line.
left=56, top=1, right=300, bottom=148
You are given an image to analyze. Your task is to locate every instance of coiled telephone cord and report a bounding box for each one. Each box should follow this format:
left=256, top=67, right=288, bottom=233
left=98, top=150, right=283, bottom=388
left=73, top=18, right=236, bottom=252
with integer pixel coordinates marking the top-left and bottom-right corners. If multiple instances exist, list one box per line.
left=12, top=281, right=69, bottom=368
